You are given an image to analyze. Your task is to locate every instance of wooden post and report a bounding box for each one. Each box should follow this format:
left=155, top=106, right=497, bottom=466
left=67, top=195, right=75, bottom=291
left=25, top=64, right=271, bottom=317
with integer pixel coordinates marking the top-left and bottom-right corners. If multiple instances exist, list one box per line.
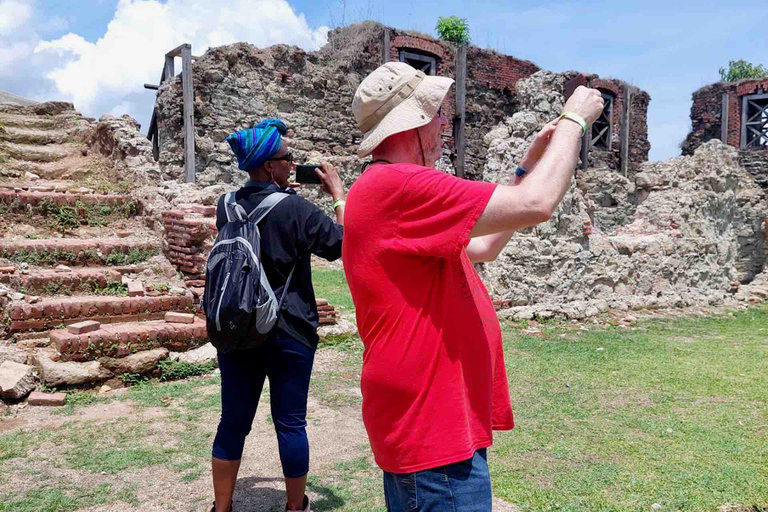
left=580, top=132, right=590, bottom=171
left=454, top=45, right=467, bottom=178
left=620, top=86, right=632, bottom=176
left=740, top=95, right=748, bottom=149
left=721, top=93, right=729, bottom=144
left=579, top=78, right=592, bottom=171
left=181, top=44, right=195, bottom=183
left=382, top=29, right=390, bottom=64
left=164, top=55, right=175, bottom=83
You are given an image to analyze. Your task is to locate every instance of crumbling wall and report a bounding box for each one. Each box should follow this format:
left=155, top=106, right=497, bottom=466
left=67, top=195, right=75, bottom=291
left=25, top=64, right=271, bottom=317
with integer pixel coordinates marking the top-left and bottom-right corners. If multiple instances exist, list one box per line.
left=155, top=25, right=388, bottom=214
left=682, top=78, right=768, bottom=191
left=480, top=71, right=768, bottom=319
left=91, top=115, right=160, bottom=185
left=463, top=47, right=539, bottom=180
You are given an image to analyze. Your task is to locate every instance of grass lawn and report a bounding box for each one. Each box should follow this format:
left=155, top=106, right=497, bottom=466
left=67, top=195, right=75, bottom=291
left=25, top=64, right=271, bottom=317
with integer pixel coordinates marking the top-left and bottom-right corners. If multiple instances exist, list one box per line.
left=1, top=295, right=767, bottom=510
left=491, top=308, right=768, bottom=511
left=312, top=268, right=355, bottom=313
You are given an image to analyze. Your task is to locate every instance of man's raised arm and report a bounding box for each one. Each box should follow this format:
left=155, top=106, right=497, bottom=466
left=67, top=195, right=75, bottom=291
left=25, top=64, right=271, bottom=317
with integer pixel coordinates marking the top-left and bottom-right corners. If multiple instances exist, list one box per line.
left=469, top=86, right=605, bottom=238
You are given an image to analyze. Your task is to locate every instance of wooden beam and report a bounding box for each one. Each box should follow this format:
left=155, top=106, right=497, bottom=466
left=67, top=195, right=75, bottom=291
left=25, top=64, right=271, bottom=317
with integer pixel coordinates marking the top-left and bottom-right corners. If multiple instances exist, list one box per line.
left=741, top=95, right=748, bottom=149
left=147, top=109, right=157, bottom=140
left=620, top=86, right=631, bottom=176
left=721, top=93, right=729, bottom=144
left=166, top=43, right=190, bottom=59
left=164, top=54, right=175, bottom=82
left=181, top=44, right=195, bottom=183
left=144, top=84, right=159, bottom=90
left=382, top=28, right=390, bottom=64
left=579, top=79, right=592, bottom=171
left=453, top=44, right=467, bottom=178
left=580, top=130, right=590, bottom=171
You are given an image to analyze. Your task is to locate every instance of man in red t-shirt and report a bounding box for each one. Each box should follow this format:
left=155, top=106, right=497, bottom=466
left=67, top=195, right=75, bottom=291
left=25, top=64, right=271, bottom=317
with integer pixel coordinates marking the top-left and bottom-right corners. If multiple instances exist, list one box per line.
left=343, top=62, right=604, bottom=510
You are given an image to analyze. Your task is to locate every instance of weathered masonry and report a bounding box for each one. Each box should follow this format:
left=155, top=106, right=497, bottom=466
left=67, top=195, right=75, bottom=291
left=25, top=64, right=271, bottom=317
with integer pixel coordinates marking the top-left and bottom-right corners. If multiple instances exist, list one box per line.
left=153, top=22, right=651, bottom=187
left=682, top=77, right=768, bottom=189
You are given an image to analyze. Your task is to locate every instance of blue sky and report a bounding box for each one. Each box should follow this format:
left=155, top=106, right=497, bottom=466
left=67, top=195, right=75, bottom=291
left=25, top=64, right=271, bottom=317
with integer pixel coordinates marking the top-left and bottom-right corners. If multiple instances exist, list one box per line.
left=2, top=0, right=766, bottom=161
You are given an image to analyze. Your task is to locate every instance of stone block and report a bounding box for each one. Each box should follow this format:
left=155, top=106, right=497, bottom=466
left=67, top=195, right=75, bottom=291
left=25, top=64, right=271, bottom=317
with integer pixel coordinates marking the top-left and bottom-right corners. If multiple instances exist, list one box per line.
left=0, top=361, right=37, bottom=399
left=68, top=320, right=101, bottom=335
left=127, top=281, right=145, bottom=297
left=28, top=391, right=66, bottom=406
left=165, top=312, right=195, bottom=324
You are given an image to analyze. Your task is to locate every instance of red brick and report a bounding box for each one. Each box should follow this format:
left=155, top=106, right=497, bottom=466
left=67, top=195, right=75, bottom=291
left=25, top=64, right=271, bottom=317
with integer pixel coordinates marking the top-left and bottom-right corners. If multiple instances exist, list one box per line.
left=28, top=391, right=66, bottom=406
left=67, top=320, right=101, bottom=334
left=165, top=312, right=195, bottom=324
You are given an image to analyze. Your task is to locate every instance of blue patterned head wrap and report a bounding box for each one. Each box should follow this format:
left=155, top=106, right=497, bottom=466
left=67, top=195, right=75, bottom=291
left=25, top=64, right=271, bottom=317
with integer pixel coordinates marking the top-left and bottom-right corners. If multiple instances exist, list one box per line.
left=226, top=119, right=287, bottom=172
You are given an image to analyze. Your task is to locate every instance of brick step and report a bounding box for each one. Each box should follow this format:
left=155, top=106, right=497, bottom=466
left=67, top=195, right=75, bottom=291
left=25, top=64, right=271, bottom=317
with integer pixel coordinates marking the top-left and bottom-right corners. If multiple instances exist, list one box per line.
left=0, top=141, right=81, bottom=163
left=0, top=179, right=78, bottom=192
left=0, top=159, right=91, bottom=181
left=0, top=266, right=146, bottom=294
left=50, top=317, right=207, bottom=362
left=0, top=190, right=139, bottom=217
left=0, top=238, right=158, bottom=266
left=0, top=113, right=59, bottom=129
left=0, top=127, right=70, bottom=145
left=8, top=294, right=195, bottom=333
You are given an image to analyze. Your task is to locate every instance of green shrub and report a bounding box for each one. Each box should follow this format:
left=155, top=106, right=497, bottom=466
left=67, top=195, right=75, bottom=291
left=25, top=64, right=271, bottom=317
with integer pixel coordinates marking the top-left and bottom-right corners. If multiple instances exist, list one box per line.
left=157, top=360, right=216, bottom=382
left=436, top=16, right=470, bottom=45
left=719, top=59, right=768, bottom=82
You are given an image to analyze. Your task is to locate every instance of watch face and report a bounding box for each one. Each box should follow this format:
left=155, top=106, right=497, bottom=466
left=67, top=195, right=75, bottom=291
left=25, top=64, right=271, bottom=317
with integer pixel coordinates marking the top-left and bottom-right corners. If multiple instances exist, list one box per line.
left=515, top=167, right=528, bottom=177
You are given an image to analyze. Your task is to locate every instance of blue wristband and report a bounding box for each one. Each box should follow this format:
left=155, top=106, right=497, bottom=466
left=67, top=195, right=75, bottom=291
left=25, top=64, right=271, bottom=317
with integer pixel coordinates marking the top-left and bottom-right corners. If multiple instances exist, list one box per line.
left=515, top=166, right=528, bottom=177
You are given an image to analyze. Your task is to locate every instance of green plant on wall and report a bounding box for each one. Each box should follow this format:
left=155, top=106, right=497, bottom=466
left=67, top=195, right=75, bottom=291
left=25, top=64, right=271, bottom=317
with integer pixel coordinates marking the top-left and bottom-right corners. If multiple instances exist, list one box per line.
left=436, top=16, right=470, bottom=45
left=719, top=60, right=768, bottom=82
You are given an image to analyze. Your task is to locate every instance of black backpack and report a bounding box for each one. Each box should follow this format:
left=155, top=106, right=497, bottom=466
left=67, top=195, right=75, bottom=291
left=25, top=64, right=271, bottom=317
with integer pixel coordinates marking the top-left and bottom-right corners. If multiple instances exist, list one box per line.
left=203, top=191, right=296, bottom=353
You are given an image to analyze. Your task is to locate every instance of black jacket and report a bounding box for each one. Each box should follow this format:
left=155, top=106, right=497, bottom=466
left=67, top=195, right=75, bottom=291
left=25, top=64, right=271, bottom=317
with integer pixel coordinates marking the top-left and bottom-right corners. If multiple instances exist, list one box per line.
left=216, top=181, right=343, bottom=348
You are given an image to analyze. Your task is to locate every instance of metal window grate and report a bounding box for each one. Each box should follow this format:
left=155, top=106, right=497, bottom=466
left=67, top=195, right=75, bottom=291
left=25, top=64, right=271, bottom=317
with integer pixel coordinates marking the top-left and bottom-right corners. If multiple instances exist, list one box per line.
left=741, top=93, right=768, bottom=149
left=399, top=50, right=436, bottom=75
left=591, top=92, right=614, bottom=150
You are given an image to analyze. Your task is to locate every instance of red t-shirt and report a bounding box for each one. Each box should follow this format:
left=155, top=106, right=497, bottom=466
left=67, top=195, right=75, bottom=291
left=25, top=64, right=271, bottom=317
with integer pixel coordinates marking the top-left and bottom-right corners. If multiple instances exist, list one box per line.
left=342, top=163, right=514, bottom=474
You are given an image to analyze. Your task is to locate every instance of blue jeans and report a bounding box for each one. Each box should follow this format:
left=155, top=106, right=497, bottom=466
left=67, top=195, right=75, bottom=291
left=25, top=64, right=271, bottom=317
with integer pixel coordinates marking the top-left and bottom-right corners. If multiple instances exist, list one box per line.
left=383, top=449, right=492, bottom=511
left=212, top=330, right=315, bottom=478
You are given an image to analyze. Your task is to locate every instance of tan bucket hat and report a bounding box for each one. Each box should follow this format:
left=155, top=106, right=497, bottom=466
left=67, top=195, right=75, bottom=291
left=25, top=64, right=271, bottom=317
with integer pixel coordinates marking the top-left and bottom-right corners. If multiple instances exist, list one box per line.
left=352, top=61, right=454, bottom=158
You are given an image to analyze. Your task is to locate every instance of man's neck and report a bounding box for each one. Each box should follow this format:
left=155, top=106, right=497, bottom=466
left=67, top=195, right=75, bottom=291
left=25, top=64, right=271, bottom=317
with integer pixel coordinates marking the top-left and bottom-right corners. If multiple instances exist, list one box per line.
left=371, top=151, right=422, bottom=166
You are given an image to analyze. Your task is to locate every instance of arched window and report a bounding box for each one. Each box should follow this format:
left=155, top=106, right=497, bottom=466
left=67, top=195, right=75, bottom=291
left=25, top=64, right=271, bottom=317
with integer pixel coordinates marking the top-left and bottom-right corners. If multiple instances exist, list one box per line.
left=591, top=91, right=615, bottom=150
left=399, top=50, right=437, bottom=75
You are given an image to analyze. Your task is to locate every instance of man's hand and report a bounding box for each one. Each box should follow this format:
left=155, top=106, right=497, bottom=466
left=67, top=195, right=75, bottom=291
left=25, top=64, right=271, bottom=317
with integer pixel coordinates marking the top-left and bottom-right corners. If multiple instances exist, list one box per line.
left=316, top=162, right=345, bottom=201
left=563, top=86, right=605, bottom=126
left=519, top=118, right=560, bottom=172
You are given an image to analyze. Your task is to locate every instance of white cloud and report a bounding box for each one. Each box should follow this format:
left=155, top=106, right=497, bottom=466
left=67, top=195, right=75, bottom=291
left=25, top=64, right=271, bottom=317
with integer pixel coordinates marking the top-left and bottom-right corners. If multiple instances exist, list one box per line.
left=34, top=0, right=329, bottom=115
left=0, top=0, right=33, bottom=35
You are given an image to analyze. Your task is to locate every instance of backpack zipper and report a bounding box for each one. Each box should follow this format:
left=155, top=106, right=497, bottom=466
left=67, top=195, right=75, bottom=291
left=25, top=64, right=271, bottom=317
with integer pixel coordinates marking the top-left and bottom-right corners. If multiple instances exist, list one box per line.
left=215, top=271, right=231, bottom=332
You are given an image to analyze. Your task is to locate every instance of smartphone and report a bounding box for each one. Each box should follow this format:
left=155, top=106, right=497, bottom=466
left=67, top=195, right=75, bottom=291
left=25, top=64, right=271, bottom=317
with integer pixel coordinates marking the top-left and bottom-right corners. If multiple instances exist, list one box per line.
left=295, top=165, right=323, bottom=185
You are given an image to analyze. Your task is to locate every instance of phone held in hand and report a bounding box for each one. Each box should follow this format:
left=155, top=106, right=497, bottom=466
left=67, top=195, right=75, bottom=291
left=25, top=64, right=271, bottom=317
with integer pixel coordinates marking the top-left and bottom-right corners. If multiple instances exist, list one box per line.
left=295, top=165, right=323, bottom=185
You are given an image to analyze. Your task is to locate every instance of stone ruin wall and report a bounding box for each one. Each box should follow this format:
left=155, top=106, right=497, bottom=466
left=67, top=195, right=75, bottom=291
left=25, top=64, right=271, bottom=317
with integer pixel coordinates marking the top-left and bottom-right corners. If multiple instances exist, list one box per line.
left=480, top=71, right=768, bottom=320
left=682, top=77, right=768, bottom=190
left=147, top=22, right=768, bottom=319
left=153, top=23, right=651, bottom=200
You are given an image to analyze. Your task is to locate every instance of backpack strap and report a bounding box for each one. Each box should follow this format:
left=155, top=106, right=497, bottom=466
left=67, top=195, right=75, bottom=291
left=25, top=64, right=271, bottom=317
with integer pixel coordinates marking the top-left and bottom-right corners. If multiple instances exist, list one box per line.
left=248, top=192, right=290, bottom=224
left=277, top=262, right=297, bottom=312
left=224, top=191, right=248, bottom=222
left=248, top=192, right=295, bottom=315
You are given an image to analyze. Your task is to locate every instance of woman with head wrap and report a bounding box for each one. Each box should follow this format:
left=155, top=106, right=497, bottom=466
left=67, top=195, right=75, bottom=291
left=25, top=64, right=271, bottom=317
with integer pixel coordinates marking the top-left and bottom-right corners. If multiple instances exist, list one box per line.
left=210, top=119, right=346, bottom=512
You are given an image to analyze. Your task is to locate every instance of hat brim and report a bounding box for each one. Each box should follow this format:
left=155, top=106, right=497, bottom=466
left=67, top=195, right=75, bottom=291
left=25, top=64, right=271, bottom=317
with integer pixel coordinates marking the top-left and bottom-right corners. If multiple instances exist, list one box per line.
left=357, top=75, right=454, bottom=158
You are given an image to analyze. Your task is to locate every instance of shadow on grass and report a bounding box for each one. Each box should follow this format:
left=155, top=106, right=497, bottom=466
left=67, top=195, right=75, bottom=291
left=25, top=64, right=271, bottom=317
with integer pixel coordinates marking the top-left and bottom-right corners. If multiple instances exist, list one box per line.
left=235, top=476, right=344, bottom=511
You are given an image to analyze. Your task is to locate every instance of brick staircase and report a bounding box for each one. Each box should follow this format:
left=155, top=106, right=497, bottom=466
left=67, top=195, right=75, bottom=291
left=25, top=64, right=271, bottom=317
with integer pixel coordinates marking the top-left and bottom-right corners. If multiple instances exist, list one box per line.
left=0, top=102, right=340, bottom=390
left=0, top=102, right=205, bottom=383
